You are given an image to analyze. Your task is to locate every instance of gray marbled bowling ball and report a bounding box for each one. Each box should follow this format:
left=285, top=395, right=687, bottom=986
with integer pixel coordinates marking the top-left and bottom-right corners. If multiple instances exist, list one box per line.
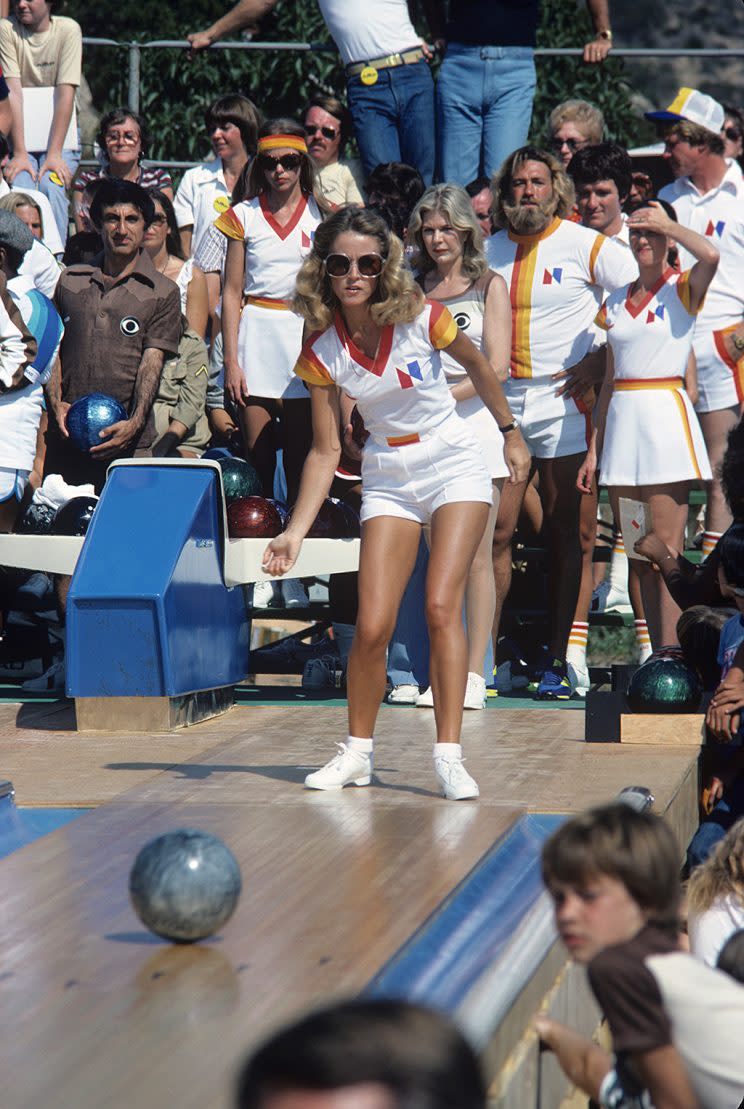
left=129, top=829, right=242, bottom=942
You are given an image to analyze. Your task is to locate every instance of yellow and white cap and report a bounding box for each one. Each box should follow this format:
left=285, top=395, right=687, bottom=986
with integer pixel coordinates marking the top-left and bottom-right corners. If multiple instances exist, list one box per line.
left=645, top=87, right=724, bottom=135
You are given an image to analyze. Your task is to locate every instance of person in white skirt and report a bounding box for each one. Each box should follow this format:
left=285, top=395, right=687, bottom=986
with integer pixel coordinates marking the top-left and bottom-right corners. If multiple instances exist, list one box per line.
left=219, top=118, right=324, bottom=509
left=407, top=184, right=511, bottom=710
left=262, top=206, right=530, bottom=799
left=579, top=199, right=719, bottom=649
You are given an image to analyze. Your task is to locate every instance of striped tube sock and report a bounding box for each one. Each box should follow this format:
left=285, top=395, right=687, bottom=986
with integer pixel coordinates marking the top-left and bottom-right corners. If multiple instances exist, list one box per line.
left=566, top=621, right=589, bottom=670
left=701, top=530, right=723, bottom=560
left=635, top=619, right=652, bottom=663
left=609, top=530, right=629, bottom=594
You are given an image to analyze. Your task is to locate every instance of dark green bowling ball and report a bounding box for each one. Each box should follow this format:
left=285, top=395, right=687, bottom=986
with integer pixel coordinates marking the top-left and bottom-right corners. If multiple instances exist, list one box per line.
left=627, top=657, right=702, bottom=714
left=217, top=457, right=262, bottom=504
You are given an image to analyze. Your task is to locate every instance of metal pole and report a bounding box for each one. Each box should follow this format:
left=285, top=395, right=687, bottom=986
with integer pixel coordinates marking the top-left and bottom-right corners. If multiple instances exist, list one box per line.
left=128, top=43, right=140, bottom=115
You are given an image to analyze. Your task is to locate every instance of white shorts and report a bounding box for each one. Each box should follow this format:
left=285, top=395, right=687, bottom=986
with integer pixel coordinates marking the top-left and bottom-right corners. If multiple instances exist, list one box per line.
left=237, top=300, right=306, bottom=400
left=0, top=467, right=29, bottom=503
left=505, top=379, right=590, bottom=459
left=455, top=394, right=508, bottom=479
left=360, top=414, right=492, bottom=524
left=602, top=380, right=712, bottom=487
left=693, top=326, right=744, bottom=413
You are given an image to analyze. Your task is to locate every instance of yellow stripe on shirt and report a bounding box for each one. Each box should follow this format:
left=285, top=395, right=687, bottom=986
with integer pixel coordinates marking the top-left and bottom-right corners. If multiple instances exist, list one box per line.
left=589, top=233, right=607, bottom=284
left=294, top=349, right=334, bottom=387
left=509, top=240, right=539, bottom=378
left=213, top=206, right=245, bottom=241
left=428, top=302, right=459, bottom=349
left=671, top=390, right=703, bottom=480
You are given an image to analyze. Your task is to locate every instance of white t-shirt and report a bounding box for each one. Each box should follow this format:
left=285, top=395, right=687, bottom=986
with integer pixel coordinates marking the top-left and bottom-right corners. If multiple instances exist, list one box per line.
left=317, top=0, right=420, bottom=65
left=18, top=237, right=61, bottom=297
left=689, top=893, right=744, bottom=968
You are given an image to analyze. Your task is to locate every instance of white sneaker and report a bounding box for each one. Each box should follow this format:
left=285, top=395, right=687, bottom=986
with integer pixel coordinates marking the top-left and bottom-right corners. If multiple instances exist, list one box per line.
left=568, top=660, right=590, bottom=698
left=386, top=684, right=420, bottom=704
left=434, top=757, right=479, bottom=801
left=464, top=672, right=487, bottom=709
left=591, top=579, right=631, bottom=614
left=253, top=580, right=276, bottom=608
left=22, top=657, right=65, bottom=693
left=416, top=685, right=434, bottom=708
left=282, top=578, right=310, bottom=608
left=304, top=743, right=372, bottom=790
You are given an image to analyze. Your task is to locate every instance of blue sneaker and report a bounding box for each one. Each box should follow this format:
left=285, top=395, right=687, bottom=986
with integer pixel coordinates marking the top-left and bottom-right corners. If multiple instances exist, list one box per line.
left=535, top=658, right=573, bottom=700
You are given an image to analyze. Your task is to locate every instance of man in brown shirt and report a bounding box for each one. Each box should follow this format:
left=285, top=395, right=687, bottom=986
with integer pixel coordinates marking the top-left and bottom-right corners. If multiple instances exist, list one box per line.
left=44, top=177, right=181, bottom=491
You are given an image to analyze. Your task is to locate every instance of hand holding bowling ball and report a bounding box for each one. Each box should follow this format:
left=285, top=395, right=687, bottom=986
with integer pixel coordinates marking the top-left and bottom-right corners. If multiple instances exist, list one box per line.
left=66, top=393, right=128, bottom=454
left=227, top=496, right=283, bottom=538
left=129, top=829, right=242, bottom=943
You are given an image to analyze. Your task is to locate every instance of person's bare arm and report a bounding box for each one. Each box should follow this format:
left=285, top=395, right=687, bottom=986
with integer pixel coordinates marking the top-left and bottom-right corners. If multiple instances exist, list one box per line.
left=185, top=264, right=209, bottom=338
left=89, top=348, right=165, bottom=461
left=583, top=0, right=612, bottom=62
left=632, top=1045, right=700, bottom=1109
left=4, top=75, right=34, bottom=183
left=44, top=354, right=69, bottom=434
left=187, top=0, right=277, bottom=53
left=38, top=84, right=76, bottom=188
left=179, top=226, right=193, bottom=258
left=221, top=235, right=249, bottom=407
left=534, top=1017, right=612, bottom=1100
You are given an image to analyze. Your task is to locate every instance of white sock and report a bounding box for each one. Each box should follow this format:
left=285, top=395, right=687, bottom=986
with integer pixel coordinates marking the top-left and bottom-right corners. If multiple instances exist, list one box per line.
left=434, top=742, right=462, bottom=760
left=609, top=531, right=629, bottom=595
left=347, top=735, right=373, bottom=754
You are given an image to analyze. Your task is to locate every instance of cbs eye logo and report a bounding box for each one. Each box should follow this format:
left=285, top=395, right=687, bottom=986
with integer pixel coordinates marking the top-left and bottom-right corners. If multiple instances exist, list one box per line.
left=120, top=316, right=141, bottom=336
left=454, top=311, right=471, bottom=332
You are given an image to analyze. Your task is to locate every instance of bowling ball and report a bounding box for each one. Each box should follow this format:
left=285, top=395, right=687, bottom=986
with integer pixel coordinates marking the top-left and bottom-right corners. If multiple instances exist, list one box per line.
left=287, top=497, right=353, bottom=539
left=335, top=498, right=360, bottom=538
left=51, top=495, right=98, bottom=537
left=15, top=500, right=56, bottom=534
left=218, top=456, right=262, bottom=504
left=129, top=829, right=242, bottom=943
left=227, top=495, right=283, bottom=538
left=66, top=393, right=128, bottom=453
left=266, top=499, right=289, bottom=529
left=203, top=447, right=233, bottom=462
left=627, top=657, right=702, bottom=714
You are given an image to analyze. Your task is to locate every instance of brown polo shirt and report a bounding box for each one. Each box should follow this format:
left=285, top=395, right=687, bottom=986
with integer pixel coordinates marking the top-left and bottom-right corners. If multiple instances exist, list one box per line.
left=54, top=248, right=181, bottom=449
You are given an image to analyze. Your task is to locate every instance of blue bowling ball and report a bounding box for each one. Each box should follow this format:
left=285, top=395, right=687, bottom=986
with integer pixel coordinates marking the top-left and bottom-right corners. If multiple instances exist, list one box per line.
left=66, top=393, right=128, bottom=453
left=129, top=829, right=242, bottom=943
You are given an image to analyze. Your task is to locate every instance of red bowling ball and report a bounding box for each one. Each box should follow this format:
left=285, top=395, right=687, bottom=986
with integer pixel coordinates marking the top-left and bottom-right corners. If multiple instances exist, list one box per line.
left=227, top=496, right=283, bottom=538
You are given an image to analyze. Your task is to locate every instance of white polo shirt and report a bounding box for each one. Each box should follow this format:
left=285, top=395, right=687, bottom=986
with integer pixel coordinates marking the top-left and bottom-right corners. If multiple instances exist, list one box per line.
left=173, top=159, right=233, bottom=256
left=317, top=0, right=421, bottom=66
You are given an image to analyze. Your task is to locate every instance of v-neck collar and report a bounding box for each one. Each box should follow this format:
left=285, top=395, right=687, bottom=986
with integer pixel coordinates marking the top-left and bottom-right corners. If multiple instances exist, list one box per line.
left=625, top=267, right=673, bottom=319
left=259, top=191, right=308, bottom=241
left=334, top=312, right=394, bottom=377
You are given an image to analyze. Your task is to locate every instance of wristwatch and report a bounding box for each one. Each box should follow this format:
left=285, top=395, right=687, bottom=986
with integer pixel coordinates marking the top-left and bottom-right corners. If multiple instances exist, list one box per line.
left=732, top=331, right=744, bottom=353
left=499, top=420, right=518, bottom=434
left=597, top=29, right=613, bottom=41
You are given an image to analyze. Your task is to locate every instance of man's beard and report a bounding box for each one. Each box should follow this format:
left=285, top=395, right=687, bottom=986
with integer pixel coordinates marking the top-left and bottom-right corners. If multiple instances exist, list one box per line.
left=504, top=195, right=558, bottom=234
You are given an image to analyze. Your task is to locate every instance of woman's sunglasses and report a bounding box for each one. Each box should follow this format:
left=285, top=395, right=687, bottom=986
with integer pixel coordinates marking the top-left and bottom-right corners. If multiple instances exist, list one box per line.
left=324, top=252, right=385, bottom=278
left=724, top=126, right=742, bottom=143
left=259, top=153, right=303, bottom=172
left=304, top=124, right=338, bottom=141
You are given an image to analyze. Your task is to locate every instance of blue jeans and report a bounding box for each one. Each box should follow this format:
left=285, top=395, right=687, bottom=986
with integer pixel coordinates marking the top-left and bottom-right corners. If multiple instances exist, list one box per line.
left=436, top=45, right=536, bottom=185
left=387, top=535, right=430, bottom=687
left=687, top=771, right=744, bottom=870
left=347, top=59, right=435, bottom=184
left=14, top=147, right=80, bottom=242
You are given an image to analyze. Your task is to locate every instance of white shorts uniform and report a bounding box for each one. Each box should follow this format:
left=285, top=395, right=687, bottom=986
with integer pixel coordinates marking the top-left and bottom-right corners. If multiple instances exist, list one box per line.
left=0, top=467, right=29, bottom=502
left=505, top=378, right=590, bottom=458
left=295, top=300, right=492, bottom=522
left=598, top=269, right=712, bottom=487
left=692, top=325, right=744, bottom=413
left=215, top=193, right=322, bottom=399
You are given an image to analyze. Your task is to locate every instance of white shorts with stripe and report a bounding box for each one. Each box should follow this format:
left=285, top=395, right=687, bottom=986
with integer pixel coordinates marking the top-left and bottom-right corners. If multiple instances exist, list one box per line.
left=693, top=326, right=744, bottom=413
left=0, top=467, right=30, bottom=503
left=601, top=377, right=711, bottom=487
left=504, top=378, right=590, bottom=460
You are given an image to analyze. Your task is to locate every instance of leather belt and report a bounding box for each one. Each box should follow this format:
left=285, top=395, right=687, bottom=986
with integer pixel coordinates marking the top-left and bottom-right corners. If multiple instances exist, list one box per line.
left=346, top=47, right=424, bottom=78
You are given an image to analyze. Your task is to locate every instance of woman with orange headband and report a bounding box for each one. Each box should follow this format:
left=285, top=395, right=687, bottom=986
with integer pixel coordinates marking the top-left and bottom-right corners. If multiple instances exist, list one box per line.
left=219, top=119, right=323, bottom=589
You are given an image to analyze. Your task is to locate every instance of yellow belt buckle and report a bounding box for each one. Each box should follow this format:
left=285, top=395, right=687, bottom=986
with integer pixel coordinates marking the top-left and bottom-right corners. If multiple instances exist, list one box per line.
left=360, top=65, right=378, bottom=85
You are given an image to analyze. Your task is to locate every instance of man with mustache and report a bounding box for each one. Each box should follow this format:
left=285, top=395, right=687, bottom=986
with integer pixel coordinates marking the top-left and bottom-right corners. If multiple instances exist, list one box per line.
left=485, top=146, right=633, bottom=698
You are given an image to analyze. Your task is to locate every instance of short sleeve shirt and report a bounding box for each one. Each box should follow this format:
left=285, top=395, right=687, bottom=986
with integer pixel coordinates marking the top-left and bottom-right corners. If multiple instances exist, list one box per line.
left=0, top=15, right=82, bottom=87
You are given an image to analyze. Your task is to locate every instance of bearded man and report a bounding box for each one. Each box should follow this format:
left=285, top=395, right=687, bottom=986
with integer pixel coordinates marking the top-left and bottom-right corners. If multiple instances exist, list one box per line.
left=485, top=146, right=632, bottom=698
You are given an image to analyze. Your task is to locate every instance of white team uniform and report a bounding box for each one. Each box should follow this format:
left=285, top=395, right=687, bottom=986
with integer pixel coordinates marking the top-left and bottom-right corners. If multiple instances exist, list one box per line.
left=173, top=160, right=232, bottom=258
left=436, top=275, right=508, bottom=479
left=317, top=0, right=421, bottom=65
left=486, top=217, right=637, bottom=458
left=295, top=300, right=492, bottom=523
left=215, top=194, right=322, bottom=399
left=597, top=269, right=711, bottom=487
left=660, top=163, right=744, bottom=412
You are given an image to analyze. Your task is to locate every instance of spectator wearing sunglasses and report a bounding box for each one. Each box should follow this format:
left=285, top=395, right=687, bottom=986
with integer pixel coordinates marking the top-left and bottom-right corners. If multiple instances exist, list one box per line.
left=303, top=94, right=363, bottom=210
left=548, top=99, right=604, bottom=168
left=722, top=104, right=744, bottom=177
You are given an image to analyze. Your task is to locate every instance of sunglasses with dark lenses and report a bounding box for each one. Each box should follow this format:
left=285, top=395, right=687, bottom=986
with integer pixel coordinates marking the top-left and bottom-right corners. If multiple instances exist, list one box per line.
left=259, top=152, right=303, bottom=173
left=324, top=252, right=385, bottom=278
left=304, top=124, right=338, bottom=140
left=549, top=137, right=586, bottom=153
left=724, top=126, right=742, bottom=142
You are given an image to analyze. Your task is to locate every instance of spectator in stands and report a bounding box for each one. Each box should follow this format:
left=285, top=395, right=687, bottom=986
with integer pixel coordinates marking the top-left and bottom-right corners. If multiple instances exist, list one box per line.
left=144, top=188, right=208, bottom=337
left=486, top=146, right=632, bottom=698
left=688, top=817, right=744, bottom=967
left=235, top=999, right=486, bottom=1109
left=188, top=0, right=440, bottom=184
left=465, top=176, right=494, bottom=238
left=0, top=187, right=60, bottom=258
left=647, top=88, right=744, bottom=563
left=303, top=93, right=363, bottom=209
left=0, top=0, right=81, bottom=241
left=72, top=108, right=173, bottom=232
left=173, top=93, right=261, bottom=259
left=435, top=1, right=613, bottom=186
left=536, top=802, right=744, bottom=1109
left=365, top=161, right=424, bottom=242
left=721, top=104, right=744, bottom=171
left=548, top=99, right=605, bottom=167
left=626, top=169, right=654, bottom=209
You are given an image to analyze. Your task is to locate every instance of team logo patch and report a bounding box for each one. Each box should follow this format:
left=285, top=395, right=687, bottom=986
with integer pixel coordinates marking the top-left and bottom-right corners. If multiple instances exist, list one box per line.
left=396, top=368, right=414, bottom=389
left=454, top=311, right=471, bottom=331
left=120, top=316, right=141, bottom=336
left=646, top=303, right=665, bottom=324
left=301, top=230, right=314, bottom=248
left=213, top=195, right=230, bottom=214
left=542, top=267, right=563, bottom=285
left=705, top=220, right=725, bottom=237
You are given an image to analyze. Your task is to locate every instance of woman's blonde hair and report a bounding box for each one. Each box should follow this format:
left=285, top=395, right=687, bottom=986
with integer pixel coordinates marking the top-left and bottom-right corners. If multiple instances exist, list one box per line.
left=687, top=818, right=744, bottom=914
left=407, top=184, right=488, bottom=282
left=293, top=206, right=424, bottom=332
left=246, top=117, right=318, bottom=201
left=0, top=191, right=43, bottom=235
left=549, top=99, right=605, bottom=144
left=490, top=146, right=576, bottom=230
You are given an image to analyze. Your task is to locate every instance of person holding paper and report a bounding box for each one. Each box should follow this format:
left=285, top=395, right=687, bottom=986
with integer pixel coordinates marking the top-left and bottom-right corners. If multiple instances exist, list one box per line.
left=579, top=199, right=719, bottom=648
left=0, top=0, right=82, bottom=241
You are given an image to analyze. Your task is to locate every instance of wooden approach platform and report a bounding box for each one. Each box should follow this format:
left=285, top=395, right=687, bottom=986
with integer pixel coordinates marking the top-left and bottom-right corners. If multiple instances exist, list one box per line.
left=0, top=695, right=701, bottom=1109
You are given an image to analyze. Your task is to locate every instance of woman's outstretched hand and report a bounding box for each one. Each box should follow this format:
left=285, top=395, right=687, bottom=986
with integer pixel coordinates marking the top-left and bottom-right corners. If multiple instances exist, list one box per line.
left=262, top=533, right=302, bottom=577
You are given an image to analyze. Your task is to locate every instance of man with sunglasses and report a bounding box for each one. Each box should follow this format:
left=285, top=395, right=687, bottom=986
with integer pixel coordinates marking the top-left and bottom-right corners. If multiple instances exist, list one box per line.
left=187, top=0, right=440, bottom=184
left=302, top=94, right=363, bottom=209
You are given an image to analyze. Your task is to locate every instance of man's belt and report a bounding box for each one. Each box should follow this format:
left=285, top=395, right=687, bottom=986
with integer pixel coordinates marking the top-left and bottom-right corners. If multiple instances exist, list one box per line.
left=346, top=47, right=424, bottom=78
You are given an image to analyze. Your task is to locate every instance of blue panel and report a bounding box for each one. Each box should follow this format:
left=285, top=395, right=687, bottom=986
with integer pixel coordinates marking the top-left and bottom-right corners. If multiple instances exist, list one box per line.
left=0, top=795, right=86, bottom=859
left=67, top=464, right=250, bottom=697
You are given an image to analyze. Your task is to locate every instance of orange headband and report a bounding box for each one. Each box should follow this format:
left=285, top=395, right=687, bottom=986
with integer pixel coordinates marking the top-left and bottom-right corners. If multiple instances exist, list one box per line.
left=258, top=134, right=308, bottom=155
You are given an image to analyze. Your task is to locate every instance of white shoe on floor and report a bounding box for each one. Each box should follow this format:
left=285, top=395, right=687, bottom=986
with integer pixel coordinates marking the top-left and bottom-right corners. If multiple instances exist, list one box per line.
left=281, top=578, right=310, bottom=608
left=252, top=580, right=276, bottom=608
left=416, top=685, right=434, bottom=707
left=22, top=657, right=65, bottom=693
left=568, top=660, right=590, bottom=698
left=304, top=743, right=372, bottom=790
left=434, top=756, right=479, bottom=801
left=387, top=684, right=419, bottom=704
left=464, top=671, right=487, bottom=709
